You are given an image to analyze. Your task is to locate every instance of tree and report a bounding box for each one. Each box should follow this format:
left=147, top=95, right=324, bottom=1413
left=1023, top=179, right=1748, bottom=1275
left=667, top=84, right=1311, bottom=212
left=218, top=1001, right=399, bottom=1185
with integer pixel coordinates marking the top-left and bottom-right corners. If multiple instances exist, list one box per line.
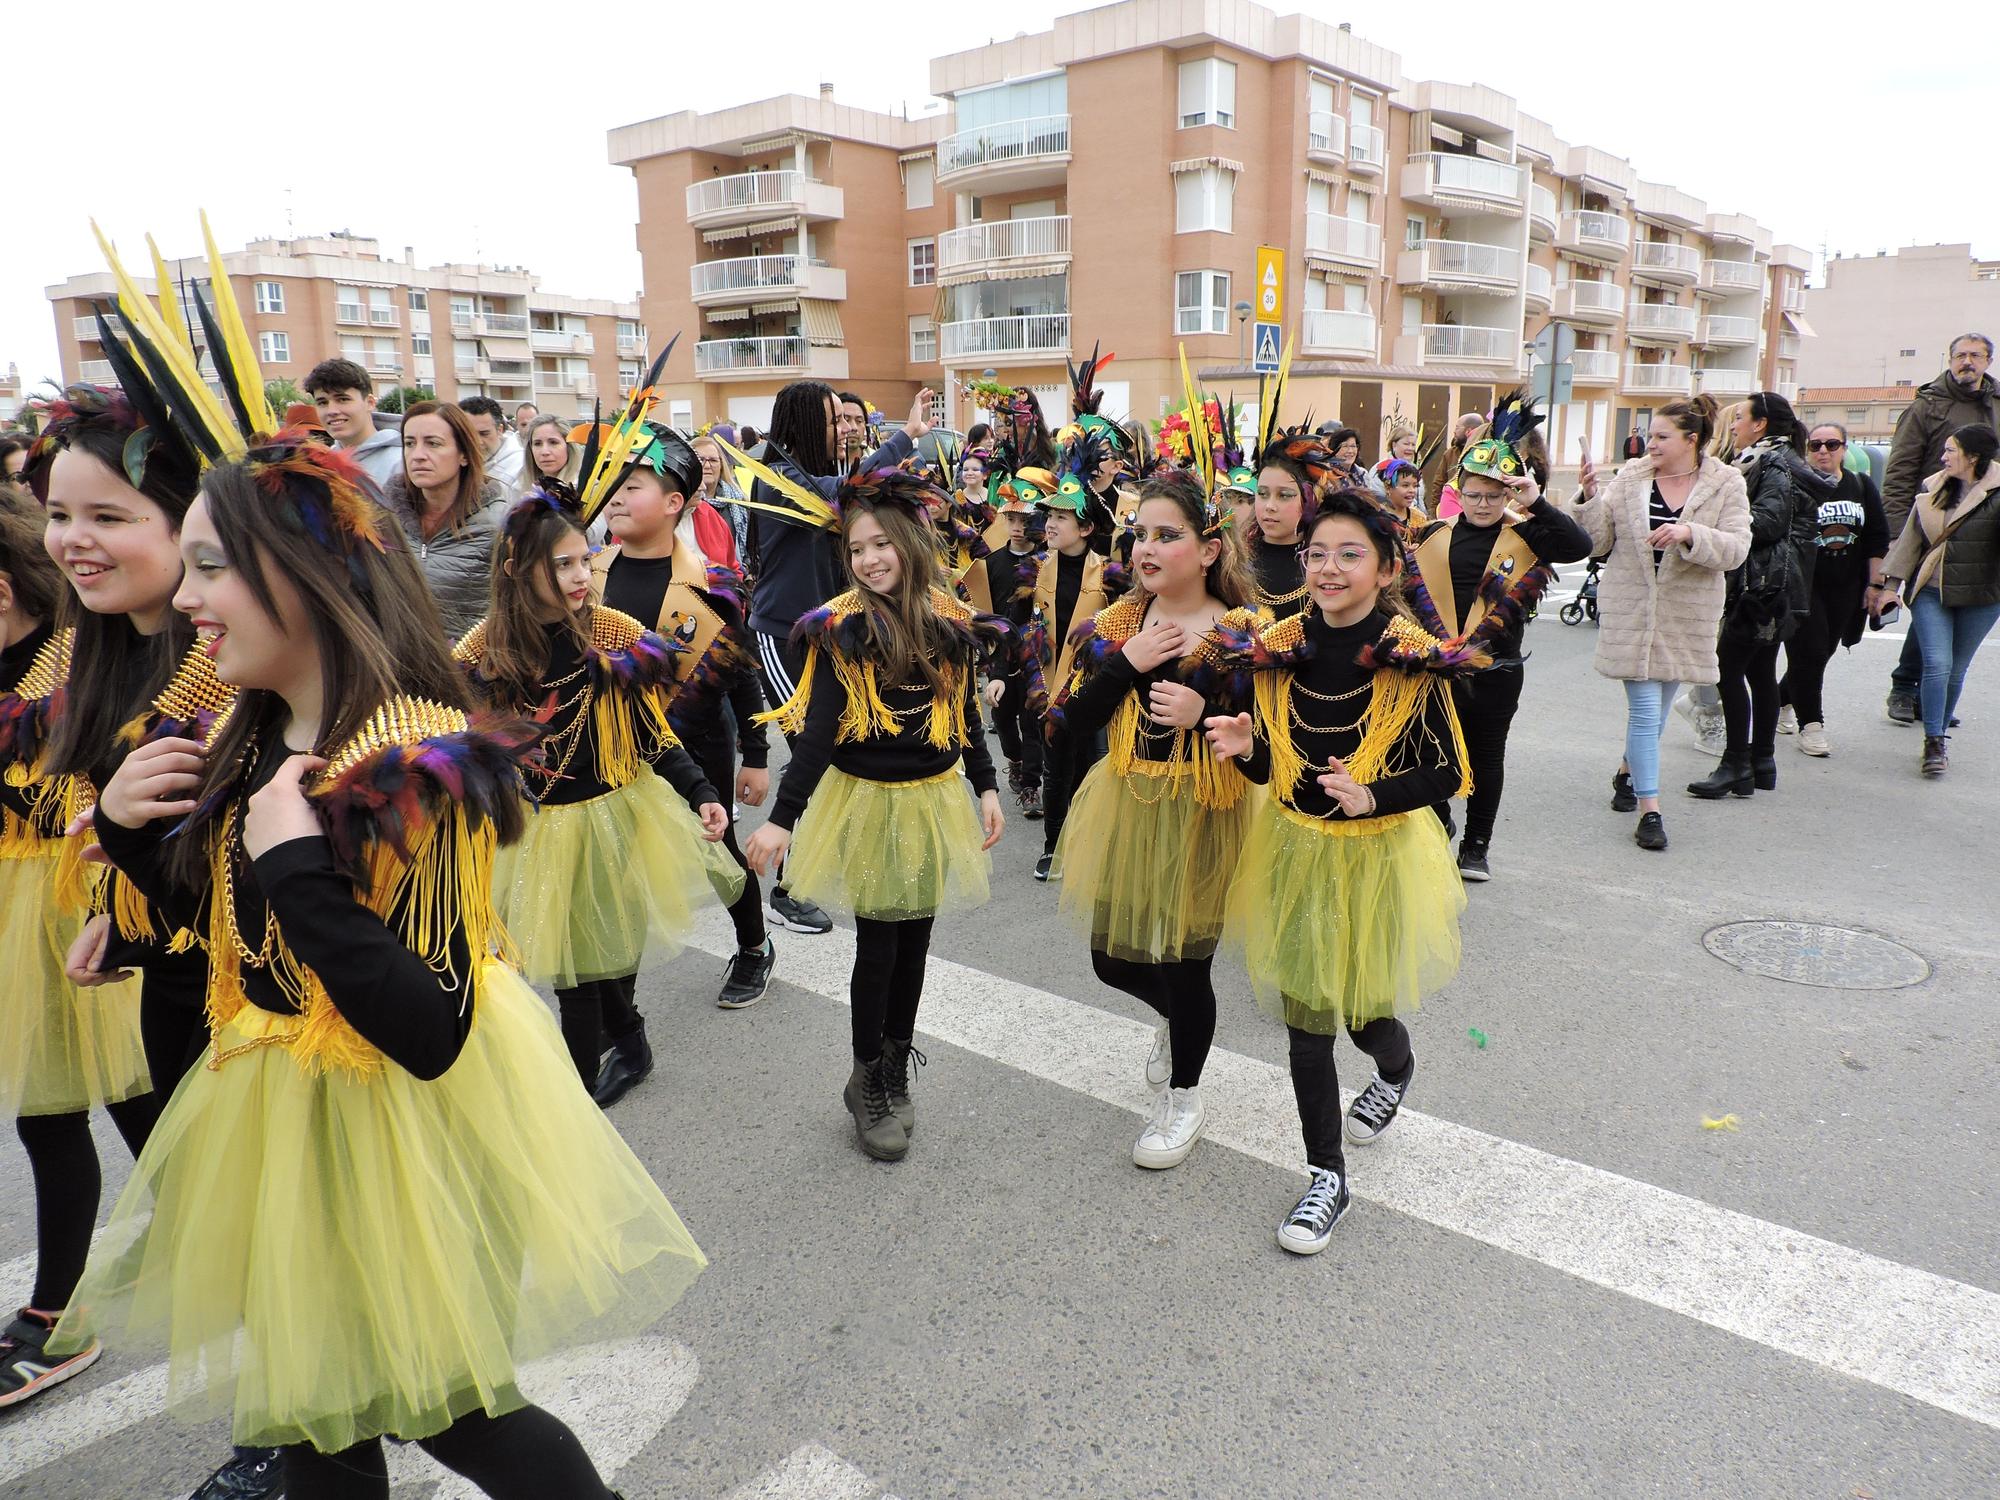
left=264, top=377, right=307, bottom=416
left=377, top=384, right=434, bottom=414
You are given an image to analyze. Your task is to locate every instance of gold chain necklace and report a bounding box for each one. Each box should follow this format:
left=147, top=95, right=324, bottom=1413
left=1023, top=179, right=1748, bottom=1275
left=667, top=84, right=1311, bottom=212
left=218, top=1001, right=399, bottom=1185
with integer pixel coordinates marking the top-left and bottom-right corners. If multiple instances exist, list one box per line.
left=217, top=801, right=281, bottom=969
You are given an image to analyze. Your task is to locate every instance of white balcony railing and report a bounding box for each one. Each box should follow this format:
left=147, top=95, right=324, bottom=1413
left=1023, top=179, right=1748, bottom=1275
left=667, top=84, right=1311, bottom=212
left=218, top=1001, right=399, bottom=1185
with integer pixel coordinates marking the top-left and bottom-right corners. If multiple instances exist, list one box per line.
left=694, top=336, right=810, bottom=375
left=1301, top=307, right=1377, bottom=357
left=1627, top=302, right=1698, bottom=337
left=368, top=307, right=399, bottom=326
left=78, top=359, right=115, bottom=381
left=1778, top=333, right=1802, bottom=360
left=687, top=169, right=804, bottom=219
left=1305, top=212, right=1383, bottom=266
left=1561, top=210, right=1632, bottom=252
left=480, top=311, right=529, bottom=334
left=1697, top=315, right=1758, bottom=345
left=1423, top=324, right=1516, bottom=363
left=450, top=311, right=473, bottom=330
left=1633, top=241, right=1702, bottom=278
left=336, top=303, right=366, bottom=325
left=73, top=315, right=108, bottom=341
left=1776, top=380, right=1801, bottom=403
left=1697, top=368, right=1755, bottom=395
left=936, top=216, right=1071, bottom=273
left=1529, top=184, right=1557, bottom=234
left=1624, top=362, right=1694, bottom=393
left=1408, top=152, right=1525, bottom=204
left=1702, top=258, right=1763, bottom=293
left=1525, top=263, right=1552, bottom=303
left=531, top=327, right=595, bottom=352
left=1414, top=238, right=1522, bottom=283
left=367, top=355, right=403, bottom=374
left=1307, top=109, right=1346, bottom=159
left=1569, top=349, right=1619, bottom=382
left=617, top=334, right=644, bottom=354
left=938, top=312, right=1070, bottom=361
left=691, top=254, right=810, bottom=297
left=1348, top=122, right=1386, bottom=169
left=936, top=114, right=1071, bottom=179
left=1557, top=279, right=1624, bottom=314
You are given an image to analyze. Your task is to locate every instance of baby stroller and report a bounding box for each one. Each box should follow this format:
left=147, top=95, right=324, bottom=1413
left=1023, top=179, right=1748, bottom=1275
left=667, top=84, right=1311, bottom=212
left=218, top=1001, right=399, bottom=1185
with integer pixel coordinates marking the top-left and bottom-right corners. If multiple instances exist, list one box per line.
left=1558, top=557, right=1603, bottom=626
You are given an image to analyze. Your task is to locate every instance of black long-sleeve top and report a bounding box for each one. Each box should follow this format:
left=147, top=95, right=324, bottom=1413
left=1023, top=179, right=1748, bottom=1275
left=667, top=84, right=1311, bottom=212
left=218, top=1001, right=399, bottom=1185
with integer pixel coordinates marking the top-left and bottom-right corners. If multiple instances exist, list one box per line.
left=601, top=553, right=770, bottom=769
left=1440, top=500, right=1594, bottom=659
left=96, top=734, right=477, bottom=1080
left=1055, top=606, right=1258, bottom=765
left=1237, top=610, right=1464, bottom=821
left=1248, top=535, right=1309, bottom=617
left=0, top=621, right=51, bottom=696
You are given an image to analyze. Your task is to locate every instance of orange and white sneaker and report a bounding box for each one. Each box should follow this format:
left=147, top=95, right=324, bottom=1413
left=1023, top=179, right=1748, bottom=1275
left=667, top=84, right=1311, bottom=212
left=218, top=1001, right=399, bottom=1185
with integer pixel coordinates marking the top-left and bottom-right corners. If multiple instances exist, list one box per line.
left=0, top=1307, right=101, bottom=1407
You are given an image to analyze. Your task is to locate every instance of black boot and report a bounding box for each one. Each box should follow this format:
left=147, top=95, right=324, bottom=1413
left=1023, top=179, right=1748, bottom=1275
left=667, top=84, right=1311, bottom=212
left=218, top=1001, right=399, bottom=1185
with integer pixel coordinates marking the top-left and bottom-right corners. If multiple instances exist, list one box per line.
left=1610, top=769, right=1637, bottom=812
left=1922, top=735, right=1949, bottom=777
left=592, top=1019, right=653, bottom=1108
left=1686, top=749, right=1754, bottom=799
left=1749, top=748, right=1777, bottom=790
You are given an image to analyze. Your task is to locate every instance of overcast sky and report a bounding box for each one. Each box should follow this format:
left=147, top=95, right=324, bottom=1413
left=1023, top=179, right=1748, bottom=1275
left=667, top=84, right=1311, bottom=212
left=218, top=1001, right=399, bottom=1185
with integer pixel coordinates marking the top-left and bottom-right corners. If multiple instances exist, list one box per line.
left=7, top=1, right=1991, bottom=400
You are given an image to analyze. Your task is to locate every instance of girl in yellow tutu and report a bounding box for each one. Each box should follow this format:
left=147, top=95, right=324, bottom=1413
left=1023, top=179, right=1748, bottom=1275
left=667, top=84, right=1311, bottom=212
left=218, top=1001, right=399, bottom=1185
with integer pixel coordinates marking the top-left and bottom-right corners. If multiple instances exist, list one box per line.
left=458, top=475, right=741, bottom=1107
left=1204, top=488, right=1477, bottom=1257
left=741, top=465, right=1005, bottom=1163
left=1049, top=469, right=1262, bottom=1172
left=55, top=434, right=705, bottom=1497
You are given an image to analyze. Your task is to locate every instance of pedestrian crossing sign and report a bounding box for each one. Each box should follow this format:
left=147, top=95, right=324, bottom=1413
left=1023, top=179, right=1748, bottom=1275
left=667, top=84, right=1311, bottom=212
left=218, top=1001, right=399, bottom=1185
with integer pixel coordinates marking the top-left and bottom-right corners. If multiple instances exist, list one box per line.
left=1253, top=320, right=1282, bottom=372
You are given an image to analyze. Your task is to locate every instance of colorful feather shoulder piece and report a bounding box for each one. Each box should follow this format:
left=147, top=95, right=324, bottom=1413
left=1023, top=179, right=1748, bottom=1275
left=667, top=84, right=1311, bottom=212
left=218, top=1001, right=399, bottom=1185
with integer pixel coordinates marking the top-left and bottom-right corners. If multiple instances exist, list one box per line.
left=793, top=586, right=1002, bottom=665
left=702, top=563, right=747, bottom=614
left=1181, top=607, right=1266, bottom=709
left=583, top=606, right=682, bottom=694
left=1358, top=614, right=1494, bottom=677
left=0, top=628, right=75, bottom=769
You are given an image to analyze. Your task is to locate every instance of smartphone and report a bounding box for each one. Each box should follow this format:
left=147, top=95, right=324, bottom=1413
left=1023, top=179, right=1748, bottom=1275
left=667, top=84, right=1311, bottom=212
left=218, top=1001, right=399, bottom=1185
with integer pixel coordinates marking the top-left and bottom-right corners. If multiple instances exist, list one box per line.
left=1870, top=602, right=1901, bottom=630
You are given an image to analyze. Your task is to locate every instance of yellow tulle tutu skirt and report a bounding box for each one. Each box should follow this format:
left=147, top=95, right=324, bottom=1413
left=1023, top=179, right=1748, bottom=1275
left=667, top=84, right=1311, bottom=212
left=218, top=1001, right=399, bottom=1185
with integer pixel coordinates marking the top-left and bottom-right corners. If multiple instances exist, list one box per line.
left=785, top=768, right=990, bottom=921
left=0, top=848, right=149, bottom=1117
left=1224, top=802, right=1465, bottom=1034
left=51, top=961, right=706, bottom=1451
left=1055, top=762, right=1249, bottom=962
left=491, top=771, right=745, bottom=988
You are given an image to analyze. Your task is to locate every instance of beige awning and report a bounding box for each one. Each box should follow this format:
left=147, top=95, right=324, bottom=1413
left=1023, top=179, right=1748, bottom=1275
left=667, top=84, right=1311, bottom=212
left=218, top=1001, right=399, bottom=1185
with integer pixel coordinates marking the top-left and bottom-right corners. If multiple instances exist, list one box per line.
left=705, top=306, right=751, bottom=323
left=1169, top=156, right=1243, bottom=174
left=701, top=224, right=750, bottom=244
left=1304, top=167, right=1342, bottom=186
left=743, top=216, right=799, bottom=238
left=1783, top=310, right=1816, bottom=337
left=897, top=148, right=935, bottom=164
left=800, top=299, right=845, bottom=346
left=939, top=262, right=1065, bottom=288
left=754, top=298, right=800, bottom=314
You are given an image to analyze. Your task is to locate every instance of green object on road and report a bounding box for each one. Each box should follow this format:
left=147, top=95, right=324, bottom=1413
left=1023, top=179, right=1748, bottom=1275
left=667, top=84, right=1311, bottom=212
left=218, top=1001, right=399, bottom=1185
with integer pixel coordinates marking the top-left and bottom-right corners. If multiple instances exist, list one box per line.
left=1467, top=1028, right=1487, bottom=1049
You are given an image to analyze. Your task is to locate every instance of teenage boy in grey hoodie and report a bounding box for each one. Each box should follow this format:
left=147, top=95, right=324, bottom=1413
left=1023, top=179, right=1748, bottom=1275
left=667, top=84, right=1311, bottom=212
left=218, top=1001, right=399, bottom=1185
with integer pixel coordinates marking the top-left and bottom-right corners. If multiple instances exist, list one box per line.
left=303, top=357, right=403, bottom=493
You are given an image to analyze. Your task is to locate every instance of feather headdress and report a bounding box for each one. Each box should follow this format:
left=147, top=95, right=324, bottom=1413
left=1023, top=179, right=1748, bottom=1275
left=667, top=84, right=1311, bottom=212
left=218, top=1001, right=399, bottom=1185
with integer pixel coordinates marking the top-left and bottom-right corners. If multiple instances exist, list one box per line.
left=565, top=336, right=678, bottom=526
left=1055, top=342, right=1127, bottom=451
left=1458, top=390, right=1544, bottom=482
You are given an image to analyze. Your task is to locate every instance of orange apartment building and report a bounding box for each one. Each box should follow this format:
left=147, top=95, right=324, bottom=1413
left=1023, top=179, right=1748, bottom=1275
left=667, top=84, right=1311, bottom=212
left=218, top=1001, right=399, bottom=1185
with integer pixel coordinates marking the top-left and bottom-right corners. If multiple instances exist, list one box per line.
left=610, top=0, right=1811, bottom=472
left=47, top=232, right=648, bottom=421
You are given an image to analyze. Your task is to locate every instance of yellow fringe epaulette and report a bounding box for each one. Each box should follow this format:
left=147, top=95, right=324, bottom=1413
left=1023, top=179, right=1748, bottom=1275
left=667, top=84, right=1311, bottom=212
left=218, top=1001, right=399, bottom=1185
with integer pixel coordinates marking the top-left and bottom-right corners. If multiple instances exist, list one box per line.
left=758, top=586, right=974, bottom=749
left=317, top=698, right=472, bottom=785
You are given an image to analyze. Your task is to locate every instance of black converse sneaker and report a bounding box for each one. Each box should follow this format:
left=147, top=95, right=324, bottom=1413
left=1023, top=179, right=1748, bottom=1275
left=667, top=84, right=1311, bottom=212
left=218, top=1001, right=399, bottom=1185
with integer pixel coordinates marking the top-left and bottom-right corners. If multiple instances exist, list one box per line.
left=1344, top=1060, right=1415, bottom=1145
left=1277, top=1169, right=1350, bottom=1255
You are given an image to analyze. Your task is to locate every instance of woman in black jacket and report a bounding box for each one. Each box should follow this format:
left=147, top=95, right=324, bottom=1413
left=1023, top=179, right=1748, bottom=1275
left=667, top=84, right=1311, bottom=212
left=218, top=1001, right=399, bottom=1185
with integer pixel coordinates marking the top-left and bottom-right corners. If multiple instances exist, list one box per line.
left=1689, top=391, right=1834, bottom=798
left=1776, top=424, right=1890, bottom=757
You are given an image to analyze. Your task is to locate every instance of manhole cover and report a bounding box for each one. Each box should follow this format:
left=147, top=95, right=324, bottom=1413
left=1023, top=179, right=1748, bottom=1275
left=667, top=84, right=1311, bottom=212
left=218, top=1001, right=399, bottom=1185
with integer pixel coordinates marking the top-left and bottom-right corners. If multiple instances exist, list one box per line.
left=1702, top=921, right=1929, bottom=990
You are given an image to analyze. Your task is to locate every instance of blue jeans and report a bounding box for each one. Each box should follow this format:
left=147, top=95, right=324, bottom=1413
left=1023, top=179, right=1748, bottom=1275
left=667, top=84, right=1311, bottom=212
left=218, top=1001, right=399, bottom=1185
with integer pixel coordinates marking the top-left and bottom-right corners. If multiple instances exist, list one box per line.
left=1622, top=680, right=1682, bottom=800
left=1909, top=591, right=2000, bottom=737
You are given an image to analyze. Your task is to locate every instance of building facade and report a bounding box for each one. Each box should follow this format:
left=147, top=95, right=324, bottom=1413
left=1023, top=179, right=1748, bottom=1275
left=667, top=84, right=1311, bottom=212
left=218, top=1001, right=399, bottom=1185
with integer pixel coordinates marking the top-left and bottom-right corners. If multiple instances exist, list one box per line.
left=0, top=365, right=22, bottom=425
left=1799, top=243, right=2000, bottom=390
left=610, top=0, right=1811, bottom=472
left=1794, top=387, right=1912, bottom=448
left=47, top=232, right=646, bottom=420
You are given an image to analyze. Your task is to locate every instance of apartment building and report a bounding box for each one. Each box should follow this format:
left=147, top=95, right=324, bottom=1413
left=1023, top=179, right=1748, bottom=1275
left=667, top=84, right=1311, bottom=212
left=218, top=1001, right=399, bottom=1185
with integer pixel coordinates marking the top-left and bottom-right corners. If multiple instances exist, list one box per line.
left=1800, top=243, right=2000, bottom=389
left=1794, top=387, right=1912, bottom=448
left=47, top=232, right=647, bottom=420
left=0, top=364, right=22, bottom=425
left=610, top=0, right=1811, bottom=469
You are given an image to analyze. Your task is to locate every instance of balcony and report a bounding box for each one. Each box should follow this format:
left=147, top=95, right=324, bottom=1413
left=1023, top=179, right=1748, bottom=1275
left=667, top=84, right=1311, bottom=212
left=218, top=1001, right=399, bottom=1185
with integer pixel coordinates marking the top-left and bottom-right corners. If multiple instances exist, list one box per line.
left=78, top=359, right=114, bottom=382
left=693, top=335, right=848, bottom=382
left=938, top=312, right=1070, bottom=366
left=1553, top=279, right=1624, bottom=326
left=1696, top=368, right=1755, bottom=396
left=685, top=169, right=845, bottom=230
left=476, top=312, right=530, bottom=336
left=1623, top=362, right=1693, bottom=398
left=1304, top=212, right=1383, bottom=272
left=936, top=216, right=1071, bottom=279
left=688, top=254, right=848, bottom=306
left=1306, top=109, right=1346, bottom=163
left=531, top=328, right=598, bottom=354
left=336, top=303, right=366, bottom=325
left=1413, top=323, right=1518, bottom=366
left=1556, top=209, right=1631, bottom=265
left=1627, top=301, right=1697, bottom=343
left=1631, top=240, right=1701, bottom=285
left=1300, top=307, right=1377, bottom=359
left=1347, top=122, right=1386, bottom=174
left=935, top=114, right=1071, bottom=194
left=1528, top=184, right=1557, bottom=241
left=1778, top=333, right=1801, bottom=361
left=534, top=370, right=597, bottom=398
left=366, top=354, right=403, bottom=376
left=1776, top=380, right=1800, bottom=403
left=1525, top=262, right=1552, bottom=310
left=1569, top=349, right=1619, bottom=385
left=72, top=315, right=109, bottom=342
left=1696, top=314, right=1758, bottom=348
left=1701, top=258, right=1763, bottom=295
left=616, top=334, right=645, bottom=355
left=1396, top=238, right=1522, bottom=293
left=1400, top=152, right=1526, bottom=212
left=485, top=361, right=532, bottom=388
left=368, top=307, right=399, bottom=327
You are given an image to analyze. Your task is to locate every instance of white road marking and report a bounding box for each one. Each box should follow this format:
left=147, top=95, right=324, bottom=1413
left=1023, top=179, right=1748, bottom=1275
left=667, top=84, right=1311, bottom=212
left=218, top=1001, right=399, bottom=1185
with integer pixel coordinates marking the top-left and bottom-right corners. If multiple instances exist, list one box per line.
left=723, top=1441, right=897, bottom=1500
left=0, top=1360, right=168, bottom=1482
left=686, top=920, right=2000, bottom=1431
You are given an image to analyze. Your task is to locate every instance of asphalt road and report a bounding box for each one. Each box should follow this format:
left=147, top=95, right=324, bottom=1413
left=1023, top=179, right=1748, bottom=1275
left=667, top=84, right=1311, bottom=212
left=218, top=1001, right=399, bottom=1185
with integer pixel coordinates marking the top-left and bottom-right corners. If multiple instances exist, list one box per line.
left=4, top=609, right=1996, bottom=1499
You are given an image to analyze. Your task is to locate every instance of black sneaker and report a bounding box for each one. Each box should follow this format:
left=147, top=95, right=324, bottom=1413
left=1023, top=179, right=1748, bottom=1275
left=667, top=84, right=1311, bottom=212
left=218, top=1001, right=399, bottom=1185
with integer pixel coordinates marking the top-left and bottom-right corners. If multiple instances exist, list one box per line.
left=716, top=939, right=776, bottom=1009
left=1634, top=811, right=1668, bottom=851
left=0, top=1307, right=100, bottom=1408
left=1345, top=1061, right=1414, bottom=1145
left=1276, top=1169, right=1350, bottom=1255
left=1457, top=838, right=1491, bottom=882
left=188, top=1446, right=286, bottom=1499
left=1034, top=853, right=1059, bottom=882
left=1019, top=782, right=1044, bottom=820
left=1610, top=769, right=1637, bottom=812
left=1885, top=688, right=1918, bottom=724
left=768, top=888, right=833, bottom=934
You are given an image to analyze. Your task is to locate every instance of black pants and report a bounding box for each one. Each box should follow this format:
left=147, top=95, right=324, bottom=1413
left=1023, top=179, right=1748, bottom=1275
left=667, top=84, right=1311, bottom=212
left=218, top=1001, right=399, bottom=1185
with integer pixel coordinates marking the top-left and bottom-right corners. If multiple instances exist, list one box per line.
left=553, top=973, right=640, bottom=1085
left=1041, top=724, right=1104, bottom=855
left=684, top=724, right=766, bottom=952
left=1450, top=666, right=1526, bottom=845
left=991, top=680, right=1043, bottom=785
left=281, top=1404, right=609, bottom=1499
left=15, top=1098, right=154, bottom=1310
left=1780, top=569, right=1861, bottom=727
left=1716, top=630, right=1783, bottom=755
left=139, top=956, right=210, bottom=1094
left=1091, top=950, right=1216, bottom=1090
left=850, top=916, right=933, bottom=1061
left=1890, top=620, right=1922, bottom=694
left=1287, top=1017, right=1412, bottom=1178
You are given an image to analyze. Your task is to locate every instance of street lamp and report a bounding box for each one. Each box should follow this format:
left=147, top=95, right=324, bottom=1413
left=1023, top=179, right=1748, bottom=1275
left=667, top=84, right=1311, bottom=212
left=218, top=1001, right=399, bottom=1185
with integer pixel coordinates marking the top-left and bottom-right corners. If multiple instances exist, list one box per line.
left=1235, top=300, right=1253, bottom=363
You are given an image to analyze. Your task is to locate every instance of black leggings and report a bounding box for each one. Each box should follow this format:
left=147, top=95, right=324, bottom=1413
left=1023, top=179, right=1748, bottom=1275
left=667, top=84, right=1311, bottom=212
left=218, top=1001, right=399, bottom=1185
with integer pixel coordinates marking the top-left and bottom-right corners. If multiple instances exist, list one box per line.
left=1091, top=950, right=1216, bottom=1090
left=850, top=916, right=934, bottom=1061
left=553, top=973, right=640, bottom=1085
left=1452, top=667, right=1526, bottom=844
left=1717, top=631, right=1783, bottom=755
left=992, top=682, right=1043, bottom=784
left=281, top=1404, right=610, bottom=1499
left=685, top=726, right=766, bottom=952
left=139, top=959, right=210, bottom=1095
left=1042, top=726, right=1104, bottom=855
left=1287, top=1018, right=1412, bottom=1178
left=14, top=1098, right=155, bottom=1309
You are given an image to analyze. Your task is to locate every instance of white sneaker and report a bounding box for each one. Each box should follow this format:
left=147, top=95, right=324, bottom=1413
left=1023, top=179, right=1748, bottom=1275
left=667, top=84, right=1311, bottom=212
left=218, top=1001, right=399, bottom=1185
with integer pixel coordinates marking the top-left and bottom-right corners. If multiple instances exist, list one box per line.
left=1798, top=721, right=1830, bottom=757
left=1776, top=705, right=1799, bottom=735
left=1277, top=1168, right=1351, bottom=1255
left=1143, top=1021, right=1172, bottom=1090
left=1133, top=1086, right=1205, bottom=1169
left=1673, top=694, right=1726, bottom=756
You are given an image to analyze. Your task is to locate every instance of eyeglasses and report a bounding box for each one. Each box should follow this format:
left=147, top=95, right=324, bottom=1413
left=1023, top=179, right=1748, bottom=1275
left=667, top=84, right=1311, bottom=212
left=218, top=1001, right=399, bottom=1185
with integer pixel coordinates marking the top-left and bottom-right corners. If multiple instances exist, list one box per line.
left=1806, top=439, right=1846, bottom=452
left=1298, top=545, right=1376, bottom=573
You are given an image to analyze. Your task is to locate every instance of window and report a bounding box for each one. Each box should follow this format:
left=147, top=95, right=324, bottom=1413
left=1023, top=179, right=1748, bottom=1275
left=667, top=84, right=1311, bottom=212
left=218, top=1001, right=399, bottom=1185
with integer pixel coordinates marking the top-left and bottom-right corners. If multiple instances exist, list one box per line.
left=254, top=281, right=285, bottom=314
left=955, top=74, right=1067, bottom=132
left=1174, top=271, right=1229, bottom=336
left=1178, top=57, right=1237, bottom=129
left=1173, top=166, right=1235, bottom=233
left=1898, top=347, right=1916, bottom=357
left=258, top=331, right=289, bottom=364
left=908, top=238, right=937, bottom=286
left=336, top=285, right=364, bottom=322
left=905, top=157, right=934, bottom=211
left=340, top=334, right=365, bottom=359
left=1404, top=216, right=1426, bottom=251
left=909, top=315, right=937, bottom=363
left=412, top=333, right=432, bottom=356
left=1400, top=295, right=1423, bottom=336
left=1847, top=408, right=1869, bottom=424
left=409, top=289, right=429, bottom=311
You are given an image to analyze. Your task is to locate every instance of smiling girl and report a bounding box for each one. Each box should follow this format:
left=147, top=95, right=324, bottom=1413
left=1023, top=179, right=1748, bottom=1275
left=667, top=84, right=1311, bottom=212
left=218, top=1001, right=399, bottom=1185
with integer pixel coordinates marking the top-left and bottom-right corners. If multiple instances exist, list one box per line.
left=743, top=470, right=1005, bottom=1163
